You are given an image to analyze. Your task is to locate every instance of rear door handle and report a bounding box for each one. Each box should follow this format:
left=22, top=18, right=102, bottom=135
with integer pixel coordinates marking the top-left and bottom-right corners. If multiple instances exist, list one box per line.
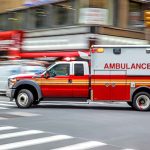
left=105, top=83, right=110, bottom=87
left=112, top=83, right=116, bottom=87
left=68, top=79, right=72, bottom=84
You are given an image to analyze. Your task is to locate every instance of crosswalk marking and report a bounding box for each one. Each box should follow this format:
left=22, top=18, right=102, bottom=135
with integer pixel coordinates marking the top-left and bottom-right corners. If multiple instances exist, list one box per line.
left=0, top=126, right=17, bottom=131
left=0, top=130, right=44, bottom=140
left=0, top=101, right=15, bottom=104
left=0, top=101, right=16, bottom=109
left=0, top=111, right=40, bottom=119
left=122, top=149, right=135, bottom=150
left=0, top=103, right=15, bottom=107
left=0, top=135, right=73, bottom=150
left=52, top=141, right=107, bottom=150
left=0, top=126, right=136, bottom=150
left=0, top=107, right=9, bottom=110
left=8, top=112, right=40, bottom=117
left=0, top=117, right=8, bottom=120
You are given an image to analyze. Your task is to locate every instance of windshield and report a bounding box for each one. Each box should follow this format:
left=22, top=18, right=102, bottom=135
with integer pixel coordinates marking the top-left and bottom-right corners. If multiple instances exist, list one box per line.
left=42, top=63, right=54, bottom=74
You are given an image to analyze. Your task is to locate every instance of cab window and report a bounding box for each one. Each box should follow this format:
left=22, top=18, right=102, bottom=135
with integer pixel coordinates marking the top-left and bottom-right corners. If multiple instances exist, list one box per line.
left=49, top=64, right=70, bottom=76
left=74, top=64, right=84, bottom=76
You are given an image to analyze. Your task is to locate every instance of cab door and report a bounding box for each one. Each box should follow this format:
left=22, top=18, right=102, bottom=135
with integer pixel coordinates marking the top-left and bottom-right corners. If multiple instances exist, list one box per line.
left=72, top=63, right=89, bottom=98
left=40, top=63, right=73, bottom=97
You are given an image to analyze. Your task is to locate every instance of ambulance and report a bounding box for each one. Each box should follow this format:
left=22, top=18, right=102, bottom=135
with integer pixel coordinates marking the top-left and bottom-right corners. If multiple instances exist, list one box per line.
left=6, top=45, right=150, bottom=111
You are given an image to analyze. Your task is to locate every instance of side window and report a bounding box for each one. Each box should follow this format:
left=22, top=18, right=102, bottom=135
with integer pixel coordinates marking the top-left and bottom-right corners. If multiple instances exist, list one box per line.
left=49, top=64, right=70, bottom=76
left=74, top=64, right=84, bottom=76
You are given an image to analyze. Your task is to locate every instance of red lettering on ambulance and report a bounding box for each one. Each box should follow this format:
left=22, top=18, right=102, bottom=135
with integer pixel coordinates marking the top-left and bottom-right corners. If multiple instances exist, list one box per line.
left=104, top=63, right=109, bottom=69
left=131, top=64, right=136, bottom=69
left=104, top=63, right=150, bottom=70
left=147, top=63, right=150, bottom=69
left=116, top=63, right=120, bottom=69
left=142, top=63, right=147, bottom=69
left=109, top=63, right=116, bottom=69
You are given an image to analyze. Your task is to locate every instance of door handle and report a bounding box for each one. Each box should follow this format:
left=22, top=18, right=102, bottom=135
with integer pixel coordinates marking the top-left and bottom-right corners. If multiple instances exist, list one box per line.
left=68, top=79, right=72, bottom=84
left=111, top=83, right=116, bottom=87
left=105, top=83, right=110, bottom=87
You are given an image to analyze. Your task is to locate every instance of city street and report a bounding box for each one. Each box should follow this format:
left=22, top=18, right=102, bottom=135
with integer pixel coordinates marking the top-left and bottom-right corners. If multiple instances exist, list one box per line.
left=0, top=96, right=149, bottom=150
left=0, top=0, right=150, bottom=150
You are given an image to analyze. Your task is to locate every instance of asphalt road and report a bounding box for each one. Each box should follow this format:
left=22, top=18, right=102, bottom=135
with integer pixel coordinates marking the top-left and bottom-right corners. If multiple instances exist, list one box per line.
left=0, top=96, right=149, bottom=150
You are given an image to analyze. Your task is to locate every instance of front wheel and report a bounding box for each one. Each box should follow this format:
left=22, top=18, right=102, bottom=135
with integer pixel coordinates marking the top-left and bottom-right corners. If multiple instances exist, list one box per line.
left=16, top=89, right=34, bottom=108
left=133, top=92, right=150, bottom=111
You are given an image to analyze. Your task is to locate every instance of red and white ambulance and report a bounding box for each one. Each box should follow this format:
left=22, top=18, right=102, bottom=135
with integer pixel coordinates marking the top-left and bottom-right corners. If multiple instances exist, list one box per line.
left=7, top=45, right=150, bottom=111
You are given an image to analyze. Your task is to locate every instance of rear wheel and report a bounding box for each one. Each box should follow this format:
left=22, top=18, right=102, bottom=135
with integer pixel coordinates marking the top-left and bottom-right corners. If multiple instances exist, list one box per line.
left=133, top=92, right=150, bottom=111
left=16, top=89, right=34, bottom=108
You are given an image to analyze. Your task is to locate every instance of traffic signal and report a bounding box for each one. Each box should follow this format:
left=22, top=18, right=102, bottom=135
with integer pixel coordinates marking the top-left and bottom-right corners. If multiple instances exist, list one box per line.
left=144, top=10, right=150, bottom=28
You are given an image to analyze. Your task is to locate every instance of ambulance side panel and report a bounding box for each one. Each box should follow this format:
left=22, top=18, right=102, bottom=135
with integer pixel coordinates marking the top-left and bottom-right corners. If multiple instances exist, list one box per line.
left=91, top=46, right=150, bottom=101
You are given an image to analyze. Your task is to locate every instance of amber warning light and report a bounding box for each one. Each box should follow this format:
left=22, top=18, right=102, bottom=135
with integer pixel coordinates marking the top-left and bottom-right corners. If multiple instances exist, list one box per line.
left=144, top=10, right=150, bottom=28
left=91, top=48, right=104, bottom=53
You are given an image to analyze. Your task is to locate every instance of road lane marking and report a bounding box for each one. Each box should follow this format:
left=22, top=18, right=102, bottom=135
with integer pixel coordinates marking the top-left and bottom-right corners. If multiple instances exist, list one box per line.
left=8, top=112, right=40, bottom=117
left=0, top=135, right=73, bottom=150
left=0, top=126, right=17, bottom=131
left=0, top=107, right=9, bottom=110
left=0, top=103, right=15, bottom=107
left=0, top=101, right=15, bottom=104
left=0, top=130, right=44, bottom=139
left=122, top=149, right=135, bottom=150
left=0, top=117, right=8, bottom=120
left=52, top=141, right=107, bottom=150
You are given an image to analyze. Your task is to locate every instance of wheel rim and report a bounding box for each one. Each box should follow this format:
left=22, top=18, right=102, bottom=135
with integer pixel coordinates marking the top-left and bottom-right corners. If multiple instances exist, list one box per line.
left=17, top=93, right=29, bottom=107
left=136, top=95, right=150, bottom=110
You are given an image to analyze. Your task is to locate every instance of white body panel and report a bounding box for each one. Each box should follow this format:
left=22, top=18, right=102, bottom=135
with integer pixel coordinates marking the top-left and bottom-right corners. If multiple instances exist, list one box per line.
left=91, top=45, right=150, bottom=76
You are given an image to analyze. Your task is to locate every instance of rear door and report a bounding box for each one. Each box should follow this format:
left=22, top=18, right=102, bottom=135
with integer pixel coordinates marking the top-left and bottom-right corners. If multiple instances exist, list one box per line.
left=92, top=70, right=129, bottom=101
left=110, top=71, right=129, bottom=100
left=92, top=70, right=110, bottom=100
left=72, top=63, right=89, bottom=98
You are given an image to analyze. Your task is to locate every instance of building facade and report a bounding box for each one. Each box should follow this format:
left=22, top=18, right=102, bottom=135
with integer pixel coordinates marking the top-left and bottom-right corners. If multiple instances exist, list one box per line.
left=0, top=0, right=149, bottom=31
left=0, top=0, right=149, bottom=58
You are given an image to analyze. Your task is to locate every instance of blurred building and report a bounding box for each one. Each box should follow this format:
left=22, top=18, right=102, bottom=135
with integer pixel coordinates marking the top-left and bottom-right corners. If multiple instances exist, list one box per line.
left=0, top=0, right=149, bottom=59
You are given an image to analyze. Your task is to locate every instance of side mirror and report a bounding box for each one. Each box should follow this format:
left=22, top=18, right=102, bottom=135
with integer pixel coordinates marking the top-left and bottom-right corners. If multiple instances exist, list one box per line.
left=44, top=71, right=50, bottom=79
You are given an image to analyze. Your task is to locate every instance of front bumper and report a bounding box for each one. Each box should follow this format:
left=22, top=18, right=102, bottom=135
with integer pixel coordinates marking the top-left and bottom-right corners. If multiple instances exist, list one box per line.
left=6, top=88, right=16, bottom=101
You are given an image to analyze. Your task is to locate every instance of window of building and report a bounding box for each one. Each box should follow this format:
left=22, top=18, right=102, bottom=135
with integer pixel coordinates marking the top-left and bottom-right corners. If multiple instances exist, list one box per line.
left=6, top=10, right=27, bottom=30
left=128, top=1, right=144, bottom=30
left=34, top=6, right=48, bottom=28
left=52, top=0, right=76, bottom=26
left=24, top=0, right=76, bottom=29
left=128, top=0, right=150, bottom=30
left=0, top=14, right=9, bottom=30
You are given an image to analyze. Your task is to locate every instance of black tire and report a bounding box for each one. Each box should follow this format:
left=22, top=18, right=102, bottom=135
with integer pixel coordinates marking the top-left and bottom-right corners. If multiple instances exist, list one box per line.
left=15, top=89, right=34, bottom=108
left=127, top=102, right=133, bottom=107
left=132, top=92, right=150, bottom=111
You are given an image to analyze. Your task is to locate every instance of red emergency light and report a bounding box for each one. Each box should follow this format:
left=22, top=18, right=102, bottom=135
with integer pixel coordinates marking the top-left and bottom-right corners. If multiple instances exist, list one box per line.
left=62, top=57, right=76, bottom=61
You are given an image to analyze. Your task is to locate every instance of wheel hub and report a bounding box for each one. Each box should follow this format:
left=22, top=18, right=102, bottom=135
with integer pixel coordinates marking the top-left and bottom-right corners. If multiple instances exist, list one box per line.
left=136, top=95, right=150, bottom=110
left=17, top=93, right=28, bottom=107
